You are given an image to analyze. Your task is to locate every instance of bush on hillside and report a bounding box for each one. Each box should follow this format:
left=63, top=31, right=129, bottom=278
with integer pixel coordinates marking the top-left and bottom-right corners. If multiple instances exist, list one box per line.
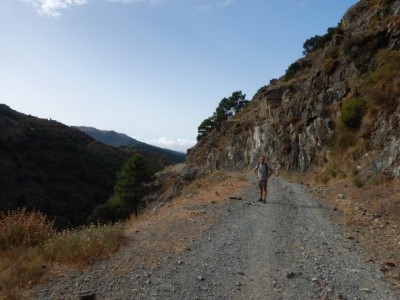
left=88, top=195, right=130, bottom=224
left=340, top=98, right=367, bottom=129
left=284, top=60, right=312, bottom=81
left=362, top=49, right=400, bottom=108
left=302, top=25, right=342, bottom=55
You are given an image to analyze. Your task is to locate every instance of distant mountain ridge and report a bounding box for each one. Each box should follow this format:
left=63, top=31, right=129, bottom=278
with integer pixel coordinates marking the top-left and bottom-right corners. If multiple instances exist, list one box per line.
left=74, top=126, right=185, bottom=163
left=73, top=126, right=141, bottom=148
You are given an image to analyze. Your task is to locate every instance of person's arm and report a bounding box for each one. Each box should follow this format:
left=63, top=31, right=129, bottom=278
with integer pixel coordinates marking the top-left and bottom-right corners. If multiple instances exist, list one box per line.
left=268, top=168, right=273, bottom=178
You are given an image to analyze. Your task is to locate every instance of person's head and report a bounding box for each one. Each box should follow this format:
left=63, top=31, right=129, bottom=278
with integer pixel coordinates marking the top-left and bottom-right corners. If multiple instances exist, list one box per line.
left=259, top=156, right=265, bottom=163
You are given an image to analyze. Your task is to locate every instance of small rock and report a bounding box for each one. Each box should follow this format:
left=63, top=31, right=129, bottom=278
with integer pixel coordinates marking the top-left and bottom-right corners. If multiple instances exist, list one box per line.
left=143, top=271, right=151, bottom=278
left=380, top=265, right=389, bottom=272
left=385, top=261, right=396, bottom=268
left=335, top=292, right=344, bottom=299
left=286, top=270, right=302, bottom=278
left=197, top=275, right=205, bottom=281
left=79, top=293, right=96, bottom=300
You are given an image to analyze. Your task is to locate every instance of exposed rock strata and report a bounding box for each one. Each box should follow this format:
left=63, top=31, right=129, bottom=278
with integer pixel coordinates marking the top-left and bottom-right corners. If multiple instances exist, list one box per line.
left=187, top=0, right=400, bottom=179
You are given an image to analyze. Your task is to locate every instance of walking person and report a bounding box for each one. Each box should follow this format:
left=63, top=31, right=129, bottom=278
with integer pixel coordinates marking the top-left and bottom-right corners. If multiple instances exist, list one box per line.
left=253, top=156, right=272, bottom=203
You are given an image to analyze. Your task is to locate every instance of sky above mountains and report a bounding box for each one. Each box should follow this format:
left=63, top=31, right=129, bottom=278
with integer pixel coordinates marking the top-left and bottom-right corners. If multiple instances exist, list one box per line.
left=1, top=0, right=358, bottom=152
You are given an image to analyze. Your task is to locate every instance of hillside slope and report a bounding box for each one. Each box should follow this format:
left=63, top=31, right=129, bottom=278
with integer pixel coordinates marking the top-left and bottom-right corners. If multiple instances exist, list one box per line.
left=0, top=105, right=131, bottom=227
left=187, top=0, right=400, bottom=182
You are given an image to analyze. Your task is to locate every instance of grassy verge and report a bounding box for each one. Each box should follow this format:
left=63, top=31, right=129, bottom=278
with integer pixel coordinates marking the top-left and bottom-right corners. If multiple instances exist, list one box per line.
left=0, top=208, right=125, bottom=299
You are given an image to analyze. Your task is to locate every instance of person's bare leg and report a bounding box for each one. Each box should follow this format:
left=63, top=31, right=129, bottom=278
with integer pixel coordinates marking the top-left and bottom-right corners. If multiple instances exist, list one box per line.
left=263, top=181, right=267, bottom=203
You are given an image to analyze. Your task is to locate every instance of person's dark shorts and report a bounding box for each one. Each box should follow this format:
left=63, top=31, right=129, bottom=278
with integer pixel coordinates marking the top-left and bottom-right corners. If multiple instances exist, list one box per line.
left=258, top=179, right=268, bottom=190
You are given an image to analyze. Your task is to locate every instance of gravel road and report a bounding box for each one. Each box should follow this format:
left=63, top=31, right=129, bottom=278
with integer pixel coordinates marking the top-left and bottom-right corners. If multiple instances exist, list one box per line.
left=30, top=176, right=399, bottom=300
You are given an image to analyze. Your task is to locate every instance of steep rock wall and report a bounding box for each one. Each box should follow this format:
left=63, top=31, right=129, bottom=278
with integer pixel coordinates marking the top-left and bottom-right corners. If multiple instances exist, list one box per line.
left=187, top=0, right=400, bottom=179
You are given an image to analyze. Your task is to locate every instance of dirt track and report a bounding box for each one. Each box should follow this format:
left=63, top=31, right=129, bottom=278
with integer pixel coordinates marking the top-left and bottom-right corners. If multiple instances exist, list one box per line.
left=29, top=175, right=399, bottom=299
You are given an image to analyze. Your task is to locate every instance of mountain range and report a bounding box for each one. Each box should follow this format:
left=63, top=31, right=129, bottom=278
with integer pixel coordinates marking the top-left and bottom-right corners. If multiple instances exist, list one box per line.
left=74, top=126, right=185, bottom=163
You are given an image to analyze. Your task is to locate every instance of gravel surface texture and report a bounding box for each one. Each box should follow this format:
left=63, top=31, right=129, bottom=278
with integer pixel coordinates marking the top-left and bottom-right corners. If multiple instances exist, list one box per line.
left=29, top=176, right=399, bottom=300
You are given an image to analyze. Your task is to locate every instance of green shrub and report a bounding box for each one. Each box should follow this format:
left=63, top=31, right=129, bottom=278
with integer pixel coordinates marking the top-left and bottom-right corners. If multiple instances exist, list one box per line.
left=302, top=26, right=341, bottom=55
left=352, top=175, right=364, bottom=188
left=285, top=62, right=302, bottom=81
left=284, top=60, right=312, bottom=81
left=340, top=98, right=366, bottom=129
left=88, top=196, right=130, bottom=224
left=380, top=0, right=396, bottom=5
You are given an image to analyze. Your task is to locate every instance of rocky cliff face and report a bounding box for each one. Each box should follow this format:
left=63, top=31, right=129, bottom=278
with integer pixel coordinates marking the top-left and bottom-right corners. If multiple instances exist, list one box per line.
left=187, top=0, right=400, bottom=180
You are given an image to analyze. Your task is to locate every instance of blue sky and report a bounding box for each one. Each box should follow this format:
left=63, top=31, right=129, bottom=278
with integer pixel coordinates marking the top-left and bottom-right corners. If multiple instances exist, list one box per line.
left=0, top=0, right=358, bottom=152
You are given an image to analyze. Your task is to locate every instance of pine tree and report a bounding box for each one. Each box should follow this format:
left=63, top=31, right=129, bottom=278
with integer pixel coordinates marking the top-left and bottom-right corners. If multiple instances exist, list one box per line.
left=197, top=91, right=249, bottom=140
left=114, top=154, right=151, bottom=217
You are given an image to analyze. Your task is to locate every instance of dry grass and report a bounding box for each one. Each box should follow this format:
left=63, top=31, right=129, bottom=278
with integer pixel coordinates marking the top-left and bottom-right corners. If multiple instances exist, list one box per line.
left=0, top=208, right=55, bottom=250
left=41, top=224, right=125, bottom=265
left=0, top=209, right=125, bottom=299
left=0, top=248, right=47, bottom=299
left=313, top=164, right=347, bottom=184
